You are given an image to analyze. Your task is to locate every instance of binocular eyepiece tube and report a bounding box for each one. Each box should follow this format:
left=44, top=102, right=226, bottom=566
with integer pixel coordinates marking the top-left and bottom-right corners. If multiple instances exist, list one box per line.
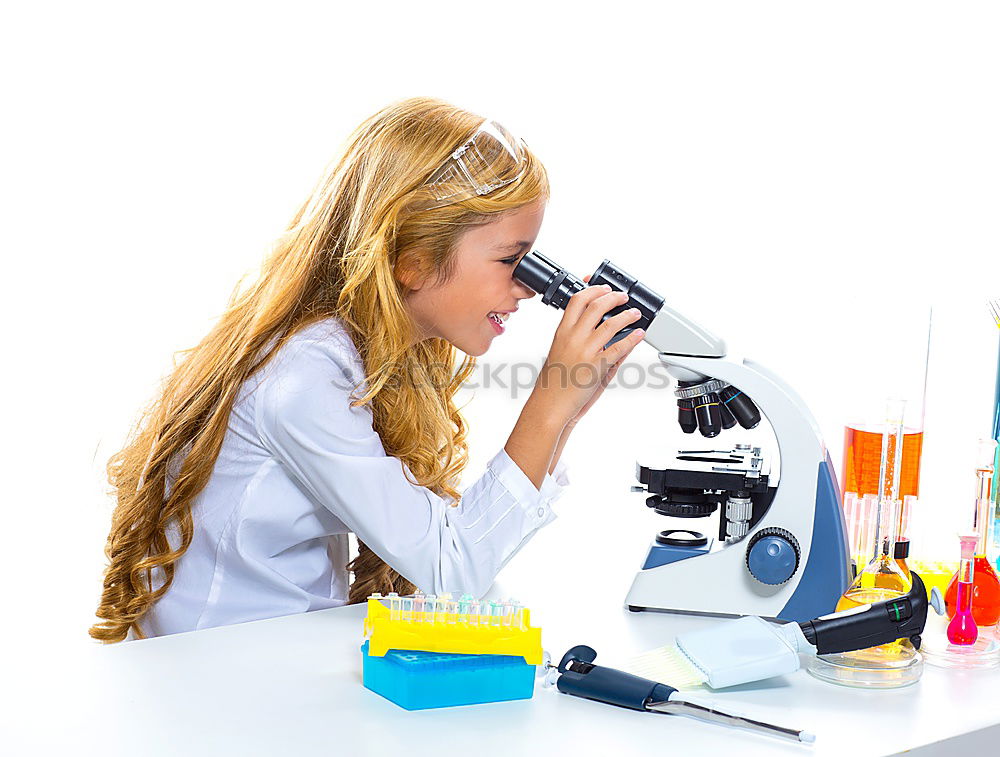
left=512, top=251, right=665, bottom=347
left=512, top=250, right=760, bottom=439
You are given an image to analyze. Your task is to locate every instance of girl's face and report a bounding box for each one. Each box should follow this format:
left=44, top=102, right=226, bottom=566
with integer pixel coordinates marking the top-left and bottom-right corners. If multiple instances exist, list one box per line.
left=403, top=199, right=545, bottom=356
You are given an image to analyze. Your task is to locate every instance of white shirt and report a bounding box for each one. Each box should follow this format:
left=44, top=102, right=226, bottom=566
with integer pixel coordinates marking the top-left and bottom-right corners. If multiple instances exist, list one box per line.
left=143, top=317, right=570, bottom=637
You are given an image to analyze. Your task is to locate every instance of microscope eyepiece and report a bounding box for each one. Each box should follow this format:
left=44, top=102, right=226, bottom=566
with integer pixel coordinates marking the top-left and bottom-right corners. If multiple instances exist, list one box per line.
left=512, top=251, right=664, bottom=346
left=512, top=250, right=586, bottom=309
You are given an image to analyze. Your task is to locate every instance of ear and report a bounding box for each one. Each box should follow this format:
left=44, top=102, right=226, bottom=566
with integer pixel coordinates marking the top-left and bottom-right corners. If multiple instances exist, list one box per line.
left=394, top=254, right=428, bottom=292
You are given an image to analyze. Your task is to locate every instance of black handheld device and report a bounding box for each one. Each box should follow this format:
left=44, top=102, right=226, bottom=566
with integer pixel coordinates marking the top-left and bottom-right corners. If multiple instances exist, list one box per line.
left=798, top=571, right=930, bottom=654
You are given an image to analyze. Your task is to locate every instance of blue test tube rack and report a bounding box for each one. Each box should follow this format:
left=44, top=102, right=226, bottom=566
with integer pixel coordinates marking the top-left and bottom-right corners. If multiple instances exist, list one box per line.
left=360, top=640, right=535, bottom=710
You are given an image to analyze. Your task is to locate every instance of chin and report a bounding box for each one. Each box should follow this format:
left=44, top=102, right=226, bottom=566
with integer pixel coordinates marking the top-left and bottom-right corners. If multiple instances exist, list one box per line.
left=463, top=342, right=490, bottom=357
left=451, top=335, right=491, bottom=357
left=444, top=325, right=493, bottom=357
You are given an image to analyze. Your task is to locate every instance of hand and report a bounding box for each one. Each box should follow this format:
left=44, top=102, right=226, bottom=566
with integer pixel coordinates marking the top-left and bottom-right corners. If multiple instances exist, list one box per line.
left=563, top=275, right=632, bottom=426
left=531, top=278, right=645, bottom=428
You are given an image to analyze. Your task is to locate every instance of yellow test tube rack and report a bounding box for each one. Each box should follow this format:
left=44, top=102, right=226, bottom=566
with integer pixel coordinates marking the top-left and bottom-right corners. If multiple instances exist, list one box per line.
left=363, top=592, right=543, bottom=665
left=908, top=559, right=959, bottom=601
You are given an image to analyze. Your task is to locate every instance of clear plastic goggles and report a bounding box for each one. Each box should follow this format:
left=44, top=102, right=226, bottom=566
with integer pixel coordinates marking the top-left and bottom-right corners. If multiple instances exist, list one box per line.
left=419, top=119, right=528, bottom=210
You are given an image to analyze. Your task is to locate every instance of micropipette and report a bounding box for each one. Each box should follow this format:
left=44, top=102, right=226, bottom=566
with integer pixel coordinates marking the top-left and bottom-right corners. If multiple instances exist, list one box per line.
left=627, top=572, right=933, bottom=690
left=546, top=645, right=815, bottom=744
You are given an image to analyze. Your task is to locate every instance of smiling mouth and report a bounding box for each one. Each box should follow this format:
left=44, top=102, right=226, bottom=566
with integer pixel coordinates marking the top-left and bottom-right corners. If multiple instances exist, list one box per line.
left=488, top=312, right=510, bottom=326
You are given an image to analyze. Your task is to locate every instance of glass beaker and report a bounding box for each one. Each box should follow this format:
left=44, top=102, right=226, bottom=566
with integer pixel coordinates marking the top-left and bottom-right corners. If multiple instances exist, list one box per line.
left=838, top=304, right=930, bottom=569
left=839, top=400, right=913, bottom=605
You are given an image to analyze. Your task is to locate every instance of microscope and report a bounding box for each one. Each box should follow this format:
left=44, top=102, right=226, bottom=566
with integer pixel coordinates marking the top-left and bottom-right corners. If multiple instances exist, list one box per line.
left=513, top=252, right=852, bottom=623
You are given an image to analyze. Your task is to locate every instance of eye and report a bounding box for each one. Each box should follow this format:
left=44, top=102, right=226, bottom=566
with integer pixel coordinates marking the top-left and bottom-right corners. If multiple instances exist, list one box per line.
left=499, top=255, right=520, bottom=266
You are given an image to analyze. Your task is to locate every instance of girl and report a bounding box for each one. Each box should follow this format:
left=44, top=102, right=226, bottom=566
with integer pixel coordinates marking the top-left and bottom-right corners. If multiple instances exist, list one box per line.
left=90, top=97, right=646, bottom=641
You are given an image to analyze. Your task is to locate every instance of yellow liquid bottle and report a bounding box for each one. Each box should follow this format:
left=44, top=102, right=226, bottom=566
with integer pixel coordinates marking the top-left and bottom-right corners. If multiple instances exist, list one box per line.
left=835, top=553, right=913, bottom=661
left=810, top=400, right=922, bottom=686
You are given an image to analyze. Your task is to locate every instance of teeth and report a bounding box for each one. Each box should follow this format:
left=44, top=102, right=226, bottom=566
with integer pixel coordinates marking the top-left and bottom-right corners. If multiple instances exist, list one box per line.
left=489, top=312, right=509, bottom=325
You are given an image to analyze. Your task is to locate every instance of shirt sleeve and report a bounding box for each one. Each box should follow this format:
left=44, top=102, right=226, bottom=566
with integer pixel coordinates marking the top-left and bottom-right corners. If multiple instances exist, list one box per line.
left=253, top=337, right=569, bottom=599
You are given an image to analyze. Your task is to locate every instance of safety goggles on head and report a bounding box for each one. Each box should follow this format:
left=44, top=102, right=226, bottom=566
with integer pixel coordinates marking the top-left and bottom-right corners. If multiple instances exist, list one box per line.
left=418, top=119, right=528, bottom=210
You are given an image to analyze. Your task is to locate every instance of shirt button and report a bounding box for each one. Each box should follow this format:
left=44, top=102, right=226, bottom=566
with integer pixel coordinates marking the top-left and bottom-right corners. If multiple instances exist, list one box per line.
left=537, top=507, right=546, bottom=517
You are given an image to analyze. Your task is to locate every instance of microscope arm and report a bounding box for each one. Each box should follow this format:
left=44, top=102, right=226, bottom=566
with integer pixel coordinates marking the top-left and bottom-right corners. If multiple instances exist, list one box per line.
left=641, top=301, right=727, bottom=361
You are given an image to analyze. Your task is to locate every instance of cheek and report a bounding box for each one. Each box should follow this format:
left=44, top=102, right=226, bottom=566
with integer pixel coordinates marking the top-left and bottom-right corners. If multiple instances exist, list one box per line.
left=433, top=266, right=506, bottom=327
left=432, top=286, right=481, bottom=327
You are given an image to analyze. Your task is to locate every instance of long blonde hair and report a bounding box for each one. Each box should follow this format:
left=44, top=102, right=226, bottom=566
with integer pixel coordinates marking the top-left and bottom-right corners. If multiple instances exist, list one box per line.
left=90, top=97, right=549, bottom=642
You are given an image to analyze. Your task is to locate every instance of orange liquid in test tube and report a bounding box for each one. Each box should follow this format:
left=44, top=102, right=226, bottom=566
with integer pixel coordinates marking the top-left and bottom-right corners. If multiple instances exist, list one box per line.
left=841, top=425, right=924, bottom=500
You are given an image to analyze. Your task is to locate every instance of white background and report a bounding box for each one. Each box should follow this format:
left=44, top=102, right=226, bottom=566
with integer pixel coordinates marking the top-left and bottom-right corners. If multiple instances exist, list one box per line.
left=2, top=0, right=999, bottom=673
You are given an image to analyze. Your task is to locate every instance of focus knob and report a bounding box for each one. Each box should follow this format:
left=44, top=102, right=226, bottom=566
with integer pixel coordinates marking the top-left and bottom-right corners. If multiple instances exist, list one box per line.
left=746, top=527, right=800, bottom=585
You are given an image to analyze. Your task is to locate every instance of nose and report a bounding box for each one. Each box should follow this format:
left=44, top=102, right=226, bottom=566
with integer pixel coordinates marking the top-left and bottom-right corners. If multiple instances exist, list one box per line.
left=512, top=279, right=537, bottom=299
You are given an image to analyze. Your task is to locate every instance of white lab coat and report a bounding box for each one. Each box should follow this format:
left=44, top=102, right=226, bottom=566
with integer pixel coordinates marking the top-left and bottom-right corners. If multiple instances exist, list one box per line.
left=142, top=317, right=569, bottom=637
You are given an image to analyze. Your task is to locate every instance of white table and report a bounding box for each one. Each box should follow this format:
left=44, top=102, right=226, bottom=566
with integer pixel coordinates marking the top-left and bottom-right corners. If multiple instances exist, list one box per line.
left=15, top=582, right=1000, bottom=757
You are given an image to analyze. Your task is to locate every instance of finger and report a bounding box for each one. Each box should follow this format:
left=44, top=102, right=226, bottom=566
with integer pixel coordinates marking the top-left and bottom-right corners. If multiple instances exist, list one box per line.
left=578, top=290, right=630, bottom=332
left=603, top=326, right=646, bottom=364
left=583, top=274, right=591, bottom=283
left=592, top=308, right=642, bottom=348
left=562, top=284, right=610, bottom=327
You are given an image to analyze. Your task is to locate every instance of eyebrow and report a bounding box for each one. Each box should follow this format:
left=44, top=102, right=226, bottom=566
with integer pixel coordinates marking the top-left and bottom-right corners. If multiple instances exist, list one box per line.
left=493, top=241, right=532, bottom=253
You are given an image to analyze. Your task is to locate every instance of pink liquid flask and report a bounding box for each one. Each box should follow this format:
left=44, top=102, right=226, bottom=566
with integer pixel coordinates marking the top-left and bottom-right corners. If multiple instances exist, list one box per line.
left=947, top=534, right=978, bottom=646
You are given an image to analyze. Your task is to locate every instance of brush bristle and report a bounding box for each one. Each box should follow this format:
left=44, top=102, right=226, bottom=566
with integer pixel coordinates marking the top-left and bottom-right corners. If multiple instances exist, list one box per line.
left=624, top=645, right=708, bottom=690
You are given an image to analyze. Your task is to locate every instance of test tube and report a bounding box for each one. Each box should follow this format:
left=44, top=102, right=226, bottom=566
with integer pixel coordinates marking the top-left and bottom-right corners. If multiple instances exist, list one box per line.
left=501, top=600, right=512, bottom=627
left=899, top=494, right=917, bottom=546
left=881, top=400, right=906, bottom=557
left=490, top=601, right=502, bottom=627
left=457, top=594, right=472, bottom=624
left=387, top=592, right=400, bottom=621
left=425, top=594, right=438, bottom=624
left=401, top=596, right=413, bottom=622
left=468, top=600, right=480, bottom=627
left=446, top=599, right=458, bottom=624
left=843, top=491, right=860, bottom=566
left=435, top=596, right=447, bottom=624
left=413, top=592, right=426, bottom=622
left=859, top=494, right=878, bottom=567
left=974, top=440, right=997, bottom=557
left=509, top=601, right=523, bottom=630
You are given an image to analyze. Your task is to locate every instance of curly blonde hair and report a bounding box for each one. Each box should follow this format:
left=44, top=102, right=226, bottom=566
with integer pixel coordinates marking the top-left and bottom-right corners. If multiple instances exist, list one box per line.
left=90, top=97, right=549, bottom=641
